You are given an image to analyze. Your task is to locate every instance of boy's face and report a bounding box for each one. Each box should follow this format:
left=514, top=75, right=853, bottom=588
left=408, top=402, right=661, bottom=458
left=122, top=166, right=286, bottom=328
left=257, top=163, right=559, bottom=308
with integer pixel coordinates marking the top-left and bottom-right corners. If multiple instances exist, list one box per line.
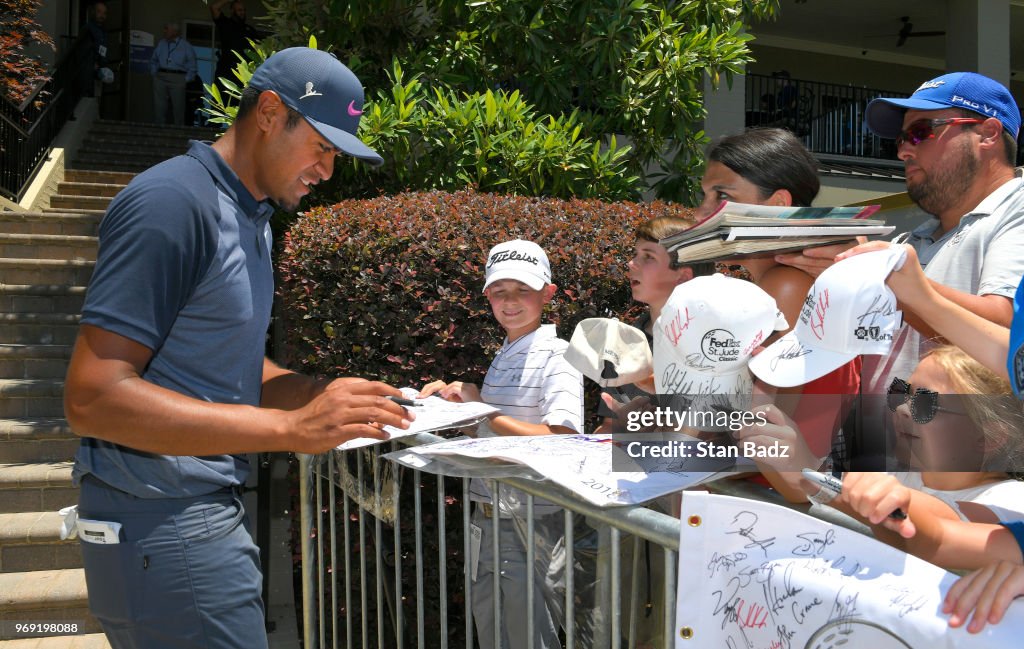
left=628, top=241, right=691, bottom=309
left=484, top=279, right=555, bottom=341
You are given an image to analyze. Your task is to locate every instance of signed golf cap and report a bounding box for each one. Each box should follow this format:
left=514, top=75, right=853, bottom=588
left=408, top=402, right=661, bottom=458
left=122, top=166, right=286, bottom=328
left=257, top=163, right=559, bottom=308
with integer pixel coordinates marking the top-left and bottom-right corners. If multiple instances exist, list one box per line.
left=749, top=247, right=906, bottom=388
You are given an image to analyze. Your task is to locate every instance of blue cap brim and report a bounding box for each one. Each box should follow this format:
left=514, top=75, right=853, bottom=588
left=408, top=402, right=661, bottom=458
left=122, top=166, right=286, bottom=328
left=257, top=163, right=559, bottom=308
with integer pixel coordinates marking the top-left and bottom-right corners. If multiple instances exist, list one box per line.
left=865, top=96, right=957, bottom=138
left=305, top=115, right=384, bottom=168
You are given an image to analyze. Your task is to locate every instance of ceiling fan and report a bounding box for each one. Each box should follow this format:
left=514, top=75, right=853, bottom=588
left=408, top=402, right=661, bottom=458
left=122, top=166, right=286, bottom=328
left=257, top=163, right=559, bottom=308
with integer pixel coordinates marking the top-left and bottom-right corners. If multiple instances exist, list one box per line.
left=896, top=16, right=945, bottom=47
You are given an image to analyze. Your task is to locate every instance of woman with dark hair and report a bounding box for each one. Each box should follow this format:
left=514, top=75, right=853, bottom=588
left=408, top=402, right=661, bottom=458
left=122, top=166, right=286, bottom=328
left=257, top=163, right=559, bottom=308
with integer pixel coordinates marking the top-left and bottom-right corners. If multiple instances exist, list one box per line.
left=694, top=127, right=858, bottom=500
left=698, top=127, right=820, bottom=211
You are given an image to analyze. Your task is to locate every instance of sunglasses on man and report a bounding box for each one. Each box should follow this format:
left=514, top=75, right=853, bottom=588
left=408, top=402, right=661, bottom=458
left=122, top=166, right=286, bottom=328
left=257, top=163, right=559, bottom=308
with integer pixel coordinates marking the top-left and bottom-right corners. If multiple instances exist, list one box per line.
left=895, top=117, right=985, bottom=148
left=886, top=377, right=968, bottom=424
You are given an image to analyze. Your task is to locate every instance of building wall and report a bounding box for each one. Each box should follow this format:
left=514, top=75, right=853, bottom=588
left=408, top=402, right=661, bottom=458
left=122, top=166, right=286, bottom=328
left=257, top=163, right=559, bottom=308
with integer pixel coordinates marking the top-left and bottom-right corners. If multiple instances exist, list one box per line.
left=749, top=43, right=1024, bottom=104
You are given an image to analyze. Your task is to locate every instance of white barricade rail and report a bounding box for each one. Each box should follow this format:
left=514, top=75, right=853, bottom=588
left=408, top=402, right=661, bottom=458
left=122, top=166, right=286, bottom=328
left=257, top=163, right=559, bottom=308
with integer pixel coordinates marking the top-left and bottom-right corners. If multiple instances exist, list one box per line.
left=300, top=433, right=983, bottom=649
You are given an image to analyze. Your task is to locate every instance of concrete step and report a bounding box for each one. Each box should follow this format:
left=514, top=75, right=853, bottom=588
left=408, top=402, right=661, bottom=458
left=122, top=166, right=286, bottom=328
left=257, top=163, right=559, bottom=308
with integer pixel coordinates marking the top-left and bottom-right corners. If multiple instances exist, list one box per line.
left=0, top=463, right=75, bottom=514
left=0, top=419, right=77, bottom=464
left=0, top=633, right=111, bottom=648
left=63, top=169, right=134, bottom=186
left=0, top=315, right=80, bottom=326
left=0, top=418, right=74, bottom=438
left=54, top=182, right=124, bottom=199
left=69, top=157, right=161, bottom=174
left=0, top=285, right=86, bottom=315
left=0, top=569, right=100, bottom=639
left=0, top=345, right=73, bottom=381
left=38, top=209, right=105, bottom=217
left=0, top=512, right=81, bottom=573
left=0, top=322, right=79, bottom=347
left=0, top=234, right=97, bottom=262
left=92, top=119, right=218, bottom=139
left=0, top=213, right=100, bottom=237
left=47, top=196, right=111, bottom=212
left=0, top=259, right=93, bottom=287
left=0, top=346, right=72, bottom=360
left=0, top=381, right=64, bottom=399
left=80, top=137, right=194, bottom=156
left=0, top=381, right=65, bottom=419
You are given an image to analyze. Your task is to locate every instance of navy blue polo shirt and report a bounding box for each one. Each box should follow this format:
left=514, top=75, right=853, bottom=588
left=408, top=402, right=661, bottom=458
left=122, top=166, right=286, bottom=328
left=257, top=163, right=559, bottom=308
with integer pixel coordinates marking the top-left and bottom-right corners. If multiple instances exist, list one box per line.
left=73, top=141, right=275, bottom=498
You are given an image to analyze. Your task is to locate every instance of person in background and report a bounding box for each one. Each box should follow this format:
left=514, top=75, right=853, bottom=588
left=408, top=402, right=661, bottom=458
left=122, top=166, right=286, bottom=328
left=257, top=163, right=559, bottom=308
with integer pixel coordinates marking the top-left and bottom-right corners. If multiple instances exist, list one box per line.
left=150, top=22, right=197, bottom=125
left=210, top=0, right=266, bottom=94
left=735, top=344, right=1024, bottom=573
left=593, top=216, right=713, bottom=425
left=79, top=1, right=108, bottom=98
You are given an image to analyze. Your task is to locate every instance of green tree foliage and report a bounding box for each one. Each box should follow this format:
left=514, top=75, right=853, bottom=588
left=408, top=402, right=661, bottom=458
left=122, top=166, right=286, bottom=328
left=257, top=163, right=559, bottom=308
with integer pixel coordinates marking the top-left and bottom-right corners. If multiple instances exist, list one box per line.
left=1, top=0, right=53, bottom=105
left=253, top=0, right=779, bottom=202
left=205, top=41, right=640, bottom=203
left=325, top=61, right=640, bottom=200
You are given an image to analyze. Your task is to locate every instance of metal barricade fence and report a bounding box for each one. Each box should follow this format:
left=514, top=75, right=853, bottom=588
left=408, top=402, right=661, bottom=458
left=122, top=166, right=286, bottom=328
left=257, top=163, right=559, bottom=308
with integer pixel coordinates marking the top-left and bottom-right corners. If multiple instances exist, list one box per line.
left=299, top=433, right=870, bottom=649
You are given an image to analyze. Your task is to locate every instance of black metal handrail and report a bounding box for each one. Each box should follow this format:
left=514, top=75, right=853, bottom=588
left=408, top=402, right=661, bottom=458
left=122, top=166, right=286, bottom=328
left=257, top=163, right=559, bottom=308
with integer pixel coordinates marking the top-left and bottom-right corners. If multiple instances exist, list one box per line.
left=0, top=34, right=93, bottom=203
left=745, top=73, right=910, bottom=160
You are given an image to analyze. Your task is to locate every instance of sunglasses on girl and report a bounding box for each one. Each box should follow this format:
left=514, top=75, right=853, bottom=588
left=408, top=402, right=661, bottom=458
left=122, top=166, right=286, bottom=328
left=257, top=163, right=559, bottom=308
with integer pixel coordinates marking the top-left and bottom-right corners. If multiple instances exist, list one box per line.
left=895, top=117, right=985, bottom=148
left=886, top=377, right=967, bottom=424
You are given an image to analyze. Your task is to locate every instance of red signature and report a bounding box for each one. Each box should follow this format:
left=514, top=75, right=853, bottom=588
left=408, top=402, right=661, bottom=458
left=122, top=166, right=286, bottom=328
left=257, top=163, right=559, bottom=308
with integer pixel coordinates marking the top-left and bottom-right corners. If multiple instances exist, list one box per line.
left=808, top=288, right=830, bottom=341
left=736, top=599, right=768, bottom=630
left=743, top=330, right=764, bottom=356
left=663, top=307, right=695, bottom=347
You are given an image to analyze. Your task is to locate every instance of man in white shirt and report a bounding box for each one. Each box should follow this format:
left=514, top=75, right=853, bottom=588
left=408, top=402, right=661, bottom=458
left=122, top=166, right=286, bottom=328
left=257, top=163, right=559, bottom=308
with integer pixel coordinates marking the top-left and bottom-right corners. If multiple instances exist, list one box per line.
left=777, top=72, right=1024, bottom=464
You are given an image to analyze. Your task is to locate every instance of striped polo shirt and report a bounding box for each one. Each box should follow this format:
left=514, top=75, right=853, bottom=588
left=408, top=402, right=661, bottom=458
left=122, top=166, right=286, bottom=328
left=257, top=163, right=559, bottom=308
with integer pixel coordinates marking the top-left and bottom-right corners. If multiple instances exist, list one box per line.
left=471, top=324, right=584, bottom=513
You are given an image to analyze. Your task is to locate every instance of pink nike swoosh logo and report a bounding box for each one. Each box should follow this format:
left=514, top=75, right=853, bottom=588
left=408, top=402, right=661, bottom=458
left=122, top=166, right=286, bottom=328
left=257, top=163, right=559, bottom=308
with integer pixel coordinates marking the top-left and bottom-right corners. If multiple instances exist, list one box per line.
left=347, top=101, right=363, bottom=117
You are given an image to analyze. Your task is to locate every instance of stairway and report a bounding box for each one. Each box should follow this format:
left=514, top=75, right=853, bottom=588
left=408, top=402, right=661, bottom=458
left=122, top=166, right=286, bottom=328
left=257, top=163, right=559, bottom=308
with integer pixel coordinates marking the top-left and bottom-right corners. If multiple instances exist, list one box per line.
left=0, top=119, right=217, bottom=647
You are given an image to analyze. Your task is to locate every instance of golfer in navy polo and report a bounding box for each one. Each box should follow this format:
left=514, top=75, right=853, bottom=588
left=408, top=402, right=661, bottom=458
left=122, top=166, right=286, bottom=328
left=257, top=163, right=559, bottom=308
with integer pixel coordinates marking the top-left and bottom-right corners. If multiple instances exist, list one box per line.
left=64, top=48, right=413, bottom=648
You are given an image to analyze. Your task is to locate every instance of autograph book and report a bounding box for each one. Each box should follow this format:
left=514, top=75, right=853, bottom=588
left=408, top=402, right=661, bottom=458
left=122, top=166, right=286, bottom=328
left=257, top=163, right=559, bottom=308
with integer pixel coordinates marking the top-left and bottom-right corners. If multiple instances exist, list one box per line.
left=661, top=202, right=893, bottom=264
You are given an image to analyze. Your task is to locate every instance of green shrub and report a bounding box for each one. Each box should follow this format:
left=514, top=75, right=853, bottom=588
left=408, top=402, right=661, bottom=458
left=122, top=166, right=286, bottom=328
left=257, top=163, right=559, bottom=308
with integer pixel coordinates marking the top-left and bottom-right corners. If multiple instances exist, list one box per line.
left=277, top=189, right=695, bottom=398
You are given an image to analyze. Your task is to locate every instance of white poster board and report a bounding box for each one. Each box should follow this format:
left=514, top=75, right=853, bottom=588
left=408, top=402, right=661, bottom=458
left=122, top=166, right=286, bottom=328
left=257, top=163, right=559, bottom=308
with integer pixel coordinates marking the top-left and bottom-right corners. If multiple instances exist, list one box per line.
left=676, top=492, right=1024, bottom=648
left=335, top=388, right=498, bottom=451
left=389, top=433, right=733, bottom=506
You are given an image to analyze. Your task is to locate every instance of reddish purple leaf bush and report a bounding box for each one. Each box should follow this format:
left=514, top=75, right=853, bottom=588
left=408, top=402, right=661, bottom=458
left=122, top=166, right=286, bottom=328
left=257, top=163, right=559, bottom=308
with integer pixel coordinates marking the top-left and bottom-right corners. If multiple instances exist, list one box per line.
left=278, top=188, right=698, bottom=392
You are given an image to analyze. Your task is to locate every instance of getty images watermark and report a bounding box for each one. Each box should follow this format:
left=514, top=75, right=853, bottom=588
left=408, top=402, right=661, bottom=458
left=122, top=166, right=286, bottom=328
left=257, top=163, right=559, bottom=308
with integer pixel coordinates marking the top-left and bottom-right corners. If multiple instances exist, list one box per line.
left=610, top=402, right=793, bottom=471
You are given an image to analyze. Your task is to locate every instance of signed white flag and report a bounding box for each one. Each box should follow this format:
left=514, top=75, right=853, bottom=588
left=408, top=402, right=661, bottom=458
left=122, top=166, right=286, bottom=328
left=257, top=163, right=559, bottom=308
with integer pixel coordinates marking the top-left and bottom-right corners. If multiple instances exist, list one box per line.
left=676, top=493, right=1024, bottom=648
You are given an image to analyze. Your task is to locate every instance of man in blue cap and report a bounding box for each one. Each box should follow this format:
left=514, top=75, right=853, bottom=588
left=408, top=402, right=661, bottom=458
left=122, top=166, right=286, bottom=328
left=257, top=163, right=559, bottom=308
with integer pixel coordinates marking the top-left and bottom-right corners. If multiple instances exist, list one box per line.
left=64, top=48, right=409, bottom=648
left=855, top=72, right=1024, bottom=398
left=778, top=71, right=1024, bottom=461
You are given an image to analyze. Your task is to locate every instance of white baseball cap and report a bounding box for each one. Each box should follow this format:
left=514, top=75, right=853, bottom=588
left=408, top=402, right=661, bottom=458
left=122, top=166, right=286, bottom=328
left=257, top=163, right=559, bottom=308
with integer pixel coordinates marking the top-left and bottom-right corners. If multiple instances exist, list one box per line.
left=483, top=239, right=551, bottom=292
left=565, top=318, right=653, bottom=388
left=653, top=274, right=789, bottom=399
left=749, top=247, right=907, bottom=388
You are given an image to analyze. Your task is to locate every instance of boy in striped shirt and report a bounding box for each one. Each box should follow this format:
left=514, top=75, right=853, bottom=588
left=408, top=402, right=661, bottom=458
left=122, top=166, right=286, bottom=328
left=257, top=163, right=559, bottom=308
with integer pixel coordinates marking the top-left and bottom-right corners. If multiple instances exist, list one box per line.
left=419, top=238, right=584, bottom=649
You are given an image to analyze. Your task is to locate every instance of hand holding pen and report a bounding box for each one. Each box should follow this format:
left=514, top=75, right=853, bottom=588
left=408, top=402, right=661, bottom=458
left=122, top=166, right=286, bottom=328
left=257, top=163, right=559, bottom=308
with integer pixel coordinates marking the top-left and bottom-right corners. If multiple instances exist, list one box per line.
left=801, top=470, right=916, bottom=539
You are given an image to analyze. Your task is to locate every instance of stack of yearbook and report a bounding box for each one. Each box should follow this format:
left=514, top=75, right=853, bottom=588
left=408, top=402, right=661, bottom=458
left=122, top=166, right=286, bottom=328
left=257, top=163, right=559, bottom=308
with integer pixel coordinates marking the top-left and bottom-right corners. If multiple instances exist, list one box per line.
left=661, top=201, right=893, bottom=264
